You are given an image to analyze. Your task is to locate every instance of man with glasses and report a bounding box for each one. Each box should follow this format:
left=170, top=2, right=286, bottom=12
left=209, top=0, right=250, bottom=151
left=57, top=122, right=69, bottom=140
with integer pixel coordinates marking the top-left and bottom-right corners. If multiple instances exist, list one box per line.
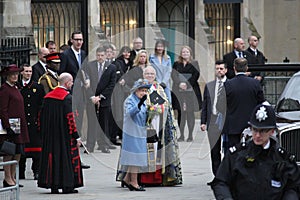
left=59, top=30, right=90, bottom=169
left=212, top=104, right=300, bottom=200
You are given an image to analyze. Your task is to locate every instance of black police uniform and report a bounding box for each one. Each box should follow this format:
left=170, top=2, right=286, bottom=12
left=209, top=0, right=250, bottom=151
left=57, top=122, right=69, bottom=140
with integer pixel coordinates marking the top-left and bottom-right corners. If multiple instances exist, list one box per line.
left=212, top=138, right=300, bottom=200
left=19, top=80, right=45, bottom=179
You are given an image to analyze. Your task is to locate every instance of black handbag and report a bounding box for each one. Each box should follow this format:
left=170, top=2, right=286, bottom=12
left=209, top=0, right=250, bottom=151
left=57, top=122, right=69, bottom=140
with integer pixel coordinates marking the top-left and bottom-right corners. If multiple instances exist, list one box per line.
left=0, top=141, right=16, bottom=155
left=147, top=128, right=159, bottom=143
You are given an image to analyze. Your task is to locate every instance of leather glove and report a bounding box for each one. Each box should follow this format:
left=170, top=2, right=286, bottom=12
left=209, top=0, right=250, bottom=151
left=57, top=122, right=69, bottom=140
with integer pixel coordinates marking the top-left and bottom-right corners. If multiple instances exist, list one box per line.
left=138, top=95, right=147, bottom=109
left=160, top=82, right=166, bottom=89
left=6, top=127, right=16, bottom=135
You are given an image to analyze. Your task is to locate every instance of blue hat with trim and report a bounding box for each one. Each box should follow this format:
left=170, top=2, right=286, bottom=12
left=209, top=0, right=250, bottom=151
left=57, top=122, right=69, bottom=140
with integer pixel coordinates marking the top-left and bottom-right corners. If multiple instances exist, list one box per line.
left=131, top=79, right=151, bottom=93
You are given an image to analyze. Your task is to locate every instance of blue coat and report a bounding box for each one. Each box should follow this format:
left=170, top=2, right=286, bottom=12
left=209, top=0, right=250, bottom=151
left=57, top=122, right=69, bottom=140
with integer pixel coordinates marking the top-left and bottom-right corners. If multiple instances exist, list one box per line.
left=120, top=93, right=148, bottom=166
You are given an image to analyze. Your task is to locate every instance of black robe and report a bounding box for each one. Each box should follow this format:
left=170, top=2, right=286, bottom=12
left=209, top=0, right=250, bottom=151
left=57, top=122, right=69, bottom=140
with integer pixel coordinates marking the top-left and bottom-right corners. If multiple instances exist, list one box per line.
left=38, top=87, right=83, bottom=189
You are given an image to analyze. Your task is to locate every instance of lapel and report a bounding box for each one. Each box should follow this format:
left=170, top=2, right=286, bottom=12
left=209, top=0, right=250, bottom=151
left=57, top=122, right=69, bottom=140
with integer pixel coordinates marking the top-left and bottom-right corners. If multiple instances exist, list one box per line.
left=69, top=48, right=80, bottom=69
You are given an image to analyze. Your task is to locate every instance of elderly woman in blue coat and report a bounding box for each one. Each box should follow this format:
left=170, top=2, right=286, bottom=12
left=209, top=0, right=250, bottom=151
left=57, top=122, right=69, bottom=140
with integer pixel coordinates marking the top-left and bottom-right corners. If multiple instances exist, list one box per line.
left=119, top=79, right=151, bottom=191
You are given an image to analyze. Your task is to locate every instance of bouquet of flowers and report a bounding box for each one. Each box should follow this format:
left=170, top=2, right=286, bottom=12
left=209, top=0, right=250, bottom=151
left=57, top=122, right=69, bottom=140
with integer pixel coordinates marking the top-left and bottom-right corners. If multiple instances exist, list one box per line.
left=146, top=103, right=163, bottom=127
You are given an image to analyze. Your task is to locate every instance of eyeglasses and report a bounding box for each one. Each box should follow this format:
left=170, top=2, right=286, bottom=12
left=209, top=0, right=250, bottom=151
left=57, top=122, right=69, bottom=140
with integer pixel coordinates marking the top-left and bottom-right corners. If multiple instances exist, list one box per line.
left=251, top=127, right=272, bottom=134
left=73, top=38, right=83, bottom=42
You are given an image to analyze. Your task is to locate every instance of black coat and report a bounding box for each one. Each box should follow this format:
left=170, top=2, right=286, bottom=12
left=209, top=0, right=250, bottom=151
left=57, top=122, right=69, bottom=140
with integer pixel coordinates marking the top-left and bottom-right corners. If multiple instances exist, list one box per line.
left=223, top=51, right=253, bottom=79
left=20, top=80, right=45, bottom=156
left=220, top=74, right=264, bottom=135
left=171, top=60, right=202, bottom=111
left=212, top=139, right=300, bottom=200
left=95, top=62, right=116, bottom=107
left=38, top=87, right=83, bottom=189
left=246, top=47, right=266, bottom=80
left=32, top=61, right=46, bottom=82
left=59, top=47, right=87, bottom=81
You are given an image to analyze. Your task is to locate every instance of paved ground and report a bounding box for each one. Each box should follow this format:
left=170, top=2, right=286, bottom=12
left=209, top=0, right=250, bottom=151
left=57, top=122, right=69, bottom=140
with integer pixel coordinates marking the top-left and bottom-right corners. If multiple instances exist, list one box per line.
left=1, top=120, right=216, bottom=200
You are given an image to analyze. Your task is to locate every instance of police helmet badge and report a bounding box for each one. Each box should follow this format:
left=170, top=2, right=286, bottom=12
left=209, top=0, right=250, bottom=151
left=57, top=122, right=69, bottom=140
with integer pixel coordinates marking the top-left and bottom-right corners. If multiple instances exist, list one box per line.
left=256, top=106, right=268, bottom=122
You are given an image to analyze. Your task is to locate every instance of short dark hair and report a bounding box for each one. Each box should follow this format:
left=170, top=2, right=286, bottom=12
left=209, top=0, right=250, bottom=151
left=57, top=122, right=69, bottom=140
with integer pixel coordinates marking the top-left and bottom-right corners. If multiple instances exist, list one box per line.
left=234, top=58, right=248, bottom=72
left=45, top=40, right=56, bottom=48
left=71, top=31, right=83, bottom=39
left=215, top=60, right=226, bottom=68
left=59, top=44, right=70, bottom=52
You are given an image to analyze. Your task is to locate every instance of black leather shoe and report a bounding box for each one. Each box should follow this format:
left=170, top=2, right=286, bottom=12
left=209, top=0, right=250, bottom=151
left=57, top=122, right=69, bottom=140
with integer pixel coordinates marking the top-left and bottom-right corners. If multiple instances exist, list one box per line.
left=108, top=145, right=117, bottom=150
left=34, top=173, right=39, bottom=180
left=62, top=189, right=78, bottom=194
left=3, top=180, right=14, bottom=187
left=19, top=184, right=24, bottom=187
left=177, top=137, right=184, bottom=142
left=186, top=138, right=193, bottom=142
left=129, top=184, right=146, bottom=191
left=81, top=162, right=90, bottom=169
left=121, top=180, right=130, bottom=188
left=51, top=188, right=59, bottom=194
left=101, top=147, right=110, bottom=153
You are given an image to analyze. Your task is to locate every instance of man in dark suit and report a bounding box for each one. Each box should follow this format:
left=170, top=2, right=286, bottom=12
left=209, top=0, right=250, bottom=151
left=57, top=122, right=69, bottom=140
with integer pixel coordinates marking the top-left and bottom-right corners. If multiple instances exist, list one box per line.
left=90, top=47, right=117, bottom=153
left=219, top=58, right=265, bottom=150
left=223, top=38, right=253, bottom=79
left=59, top=30, right=88, bottom=137
left=201, top=60, right=227, bottom=184
left=245, top=35, right=266, bottom=85
left=59, top=30, right=90, bottom=168
left=32, top=47, right=49, bottom=82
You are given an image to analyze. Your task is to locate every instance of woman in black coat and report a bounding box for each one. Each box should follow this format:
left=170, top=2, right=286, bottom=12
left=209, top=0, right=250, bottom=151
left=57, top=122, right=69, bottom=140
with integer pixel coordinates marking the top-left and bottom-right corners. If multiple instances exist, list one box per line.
left=171, top=46, right=202, bottom=142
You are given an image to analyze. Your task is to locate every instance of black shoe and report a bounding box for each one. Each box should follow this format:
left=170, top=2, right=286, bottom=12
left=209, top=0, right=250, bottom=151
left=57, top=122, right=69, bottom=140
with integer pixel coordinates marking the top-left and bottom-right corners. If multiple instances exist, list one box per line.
left=121, top=180, right=130, bottom=188
left=51, top=188, right=59, bottom=194
left=62, top=189, right=78, bottom=194
left=128, top=184, right=146, bottom=191
left=108, top=145, right=117, bottom=150
left=81, top=162, right=90, bottom=169
left=3, top=180, right=14, bottom=187
left=207, top=180, right=214, bottom=186
left=177, top=137, right=184, bottom=142
left=186, top=138, right=193, bottom=142
left=19, top=184, right=24, bottom=187
left=111, top=140, right=121, bottom=146
left=34, top=173, right=39, bottom=180
left=100, top=147, right=110, bottom=153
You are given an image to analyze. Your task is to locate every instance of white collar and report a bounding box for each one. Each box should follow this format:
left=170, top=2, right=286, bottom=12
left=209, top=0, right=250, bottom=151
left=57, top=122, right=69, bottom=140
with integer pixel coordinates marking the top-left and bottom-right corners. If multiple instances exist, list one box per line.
left=263, top=140, right=270, bottom=149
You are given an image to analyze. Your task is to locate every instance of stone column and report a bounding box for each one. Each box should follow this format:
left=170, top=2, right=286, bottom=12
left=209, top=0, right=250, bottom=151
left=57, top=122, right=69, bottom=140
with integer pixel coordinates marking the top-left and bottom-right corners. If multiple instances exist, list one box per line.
left=194, top=1, right=215, bottom=84
left=2, top=0, right=32, bottom=36
left=87, top=0, right=102, bottom=56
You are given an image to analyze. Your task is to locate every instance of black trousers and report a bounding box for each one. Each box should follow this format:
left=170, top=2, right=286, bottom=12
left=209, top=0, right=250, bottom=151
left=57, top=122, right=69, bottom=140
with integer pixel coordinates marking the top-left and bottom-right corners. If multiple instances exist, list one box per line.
left=177, top=109, right=195, bottom=139
left=96, top=106, right=111, bottom=148
left=19, top=154, right=40, bottom=176
left=86, top=102, right=100, bottom=150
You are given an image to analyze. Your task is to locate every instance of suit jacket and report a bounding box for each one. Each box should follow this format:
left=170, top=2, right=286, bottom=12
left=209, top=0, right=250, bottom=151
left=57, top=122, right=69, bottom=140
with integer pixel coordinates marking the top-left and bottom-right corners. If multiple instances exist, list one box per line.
left=59, top=47, right=87, bottom=81
left=201, top=80, right=215, bottom=128
left=32, top=61, right=46, bottom=82
left=95, top=61, right=117, bottom=107
left=223, top=51, right=253, bottom=79
left=245, top=47, right=266, bottom=80
left=221, top=74, right=264, bottom=135
left=84, top=60, right=101, bottom=98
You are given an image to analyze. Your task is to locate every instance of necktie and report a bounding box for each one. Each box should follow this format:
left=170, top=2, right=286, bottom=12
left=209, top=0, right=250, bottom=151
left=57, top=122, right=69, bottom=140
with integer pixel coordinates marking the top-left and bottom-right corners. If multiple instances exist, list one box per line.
left=77, top=53, right=81, bottom=68
left=217, top=80, right=223, bottom=98
left=238, top=52, right=242, bottom=58
left=98, top=62, right=103, bottom=81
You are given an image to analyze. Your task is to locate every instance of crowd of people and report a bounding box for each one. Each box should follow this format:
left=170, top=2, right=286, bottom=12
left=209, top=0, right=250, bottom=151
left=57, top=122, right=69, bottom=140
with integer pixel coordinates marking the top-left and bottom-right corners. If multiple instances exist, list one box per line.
left=0, top=31, right=300, bottom=198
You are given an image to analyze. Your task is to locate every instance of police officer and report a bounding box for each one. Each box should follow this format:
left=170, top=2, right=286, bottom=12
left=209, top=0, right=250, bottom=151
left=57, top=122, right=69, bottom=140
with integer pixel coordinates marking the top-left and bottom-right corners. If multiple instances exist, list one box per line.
left=19, top=64, right=45, bottom=179
left=212, top=103, right=300, bottom=200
